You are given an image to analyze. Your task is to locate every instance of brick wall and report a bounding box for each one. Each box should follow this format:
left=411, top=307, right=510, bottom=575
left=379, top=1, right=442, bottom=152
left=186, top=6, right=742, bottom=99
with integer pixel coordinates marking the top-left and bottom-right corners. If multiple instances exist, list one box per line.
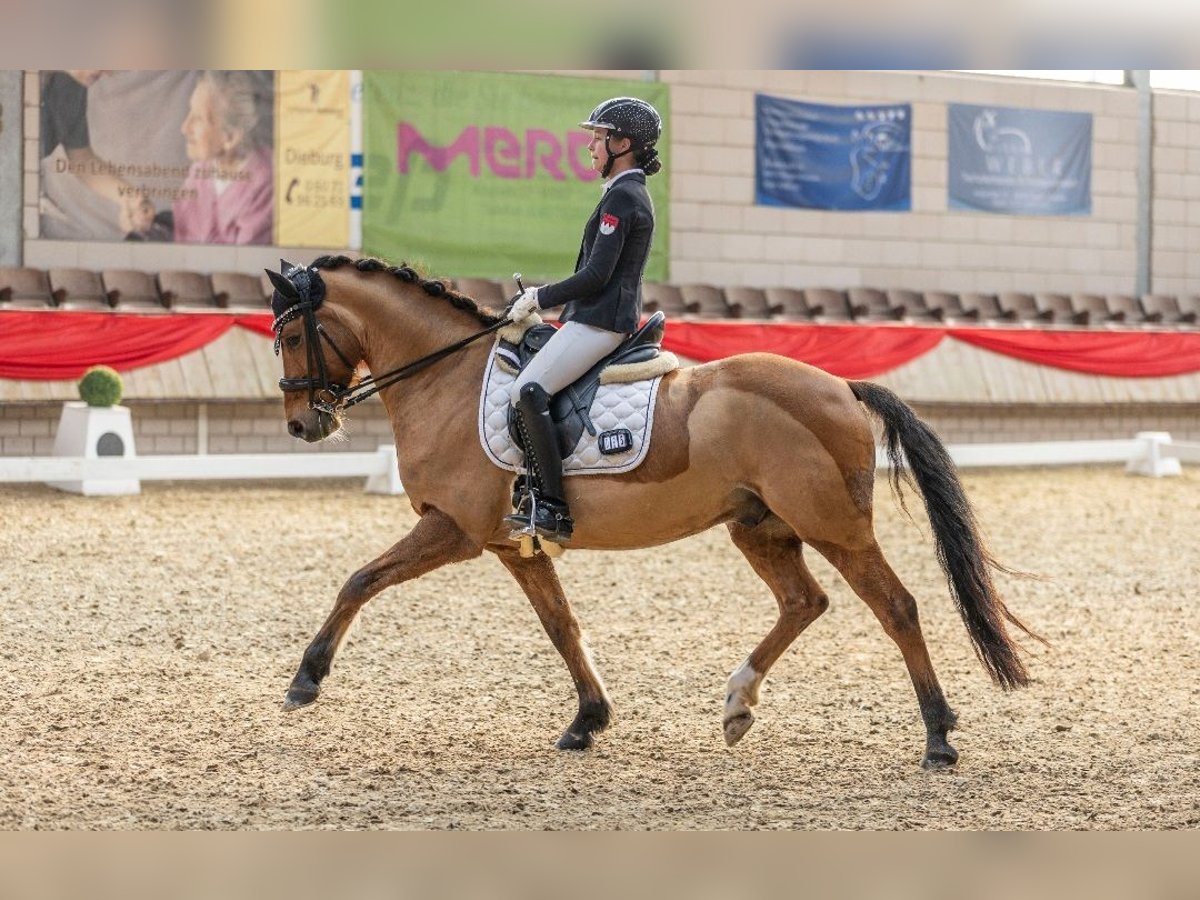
left=3, top=399, right=1196, bottom=458
left=0, top=401, right=395, bottom=457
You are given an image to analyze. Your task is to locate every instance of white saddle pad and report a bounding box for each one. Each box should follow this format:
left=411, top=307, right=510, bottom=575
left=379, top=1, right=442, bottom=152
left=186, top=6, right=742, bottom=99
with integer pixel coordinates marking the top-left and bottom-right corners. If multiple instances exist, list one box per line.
left=477, top=343, right=665, bottom=476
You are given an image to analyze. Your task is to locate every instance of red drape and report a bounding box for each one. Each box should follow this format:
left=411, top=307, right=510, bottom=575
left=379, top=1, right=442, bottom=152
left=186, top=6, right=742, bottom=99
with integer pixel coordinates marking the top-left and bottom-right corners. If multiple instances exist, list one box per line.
left=4, top=310, right=1200, bottom=381
left=946, top=328, right=1200, bottom=378
left=0, top=311, right=272, bottom=380
left=659, top=321, right=946, bottom=379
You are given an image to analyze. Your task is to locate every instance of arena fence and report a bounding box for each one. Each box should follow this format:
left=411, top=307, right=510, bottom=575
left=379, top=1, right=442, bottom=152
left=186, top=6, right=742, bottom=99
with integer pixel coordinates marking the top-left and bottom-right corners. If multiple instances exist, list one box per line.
left=0, top=433, right=1195, bottom=496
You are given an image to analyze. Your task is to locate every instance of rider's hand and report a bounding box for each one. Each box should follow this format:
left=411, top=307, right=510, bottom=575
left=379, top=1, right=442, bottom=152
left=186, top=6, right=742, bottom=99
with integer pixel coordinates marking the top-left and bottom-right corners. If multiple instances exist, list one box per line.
left=508, top=287, right=541, bottom=322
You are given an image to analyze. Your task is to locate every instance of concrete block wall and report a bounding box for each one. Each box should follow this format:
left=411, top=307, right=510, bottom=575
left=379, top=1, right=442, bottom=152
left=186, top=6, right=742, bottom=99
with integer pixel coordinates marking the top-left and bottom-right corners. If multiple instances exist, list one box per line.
left=660, top=70, right=1175, bottom=296
left=18, top=70, right=1200, bottom=297
left=0, top=401, right=395, bottom=457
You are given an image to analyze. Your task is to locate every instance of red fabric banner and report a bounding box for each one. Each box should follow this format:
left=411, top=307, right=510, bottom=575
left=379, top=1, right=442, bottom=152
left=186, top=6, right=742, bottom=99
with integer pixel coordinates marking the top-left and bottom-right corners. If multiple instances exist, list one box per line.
left=3, top=310, right=1200, bottom=382
left=0, top=311, right=270, bottom=380
left=659, top=321, right=946, bottom=379
left=946, top=328, right=1200, bottom=378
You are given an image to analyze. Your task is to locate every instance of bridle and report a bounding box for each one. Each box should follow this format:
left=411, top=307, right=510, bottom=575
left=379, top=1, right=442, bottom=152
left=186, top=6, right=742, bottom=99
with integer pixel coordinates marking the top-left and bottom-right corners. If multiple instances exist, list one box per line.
left=270, top=265, right=508, bottom=416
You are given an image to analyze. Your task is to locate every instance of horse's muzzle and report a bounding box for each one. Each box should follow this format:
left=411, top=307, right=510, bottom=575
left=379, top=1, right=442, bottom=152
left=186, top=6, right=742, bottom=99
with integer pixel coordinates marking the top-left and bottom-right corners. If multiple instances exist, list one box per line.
left=287, top=409, right=339, bottom=443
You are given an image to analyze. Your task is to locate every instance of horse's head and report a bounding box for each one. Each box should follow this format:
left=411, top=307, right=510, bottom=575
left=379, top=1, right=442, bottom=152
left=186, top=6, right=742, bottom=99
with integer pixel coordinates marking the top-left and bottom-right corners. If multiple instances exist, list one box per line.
left=267, top=261, right=364, bottom=443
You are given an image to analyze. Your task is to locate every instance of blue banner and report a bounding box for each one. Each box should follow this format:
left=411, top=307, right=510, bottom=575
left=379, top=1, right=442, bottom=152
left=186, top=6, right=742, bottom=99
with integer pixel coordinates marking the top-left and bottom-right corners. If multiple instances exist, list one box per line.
left=755, top=94, right=911, bottom=211
left=948, top=103, right=1092, bottom=215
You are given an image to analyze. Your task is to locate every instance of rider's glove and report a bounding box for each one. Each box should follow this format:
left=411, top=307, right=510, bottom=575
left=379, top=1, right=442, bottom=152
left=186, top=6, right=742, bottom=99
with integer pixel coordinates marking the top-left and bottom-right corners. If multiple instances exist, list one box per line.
left=508, top=287, right=541, bottom=322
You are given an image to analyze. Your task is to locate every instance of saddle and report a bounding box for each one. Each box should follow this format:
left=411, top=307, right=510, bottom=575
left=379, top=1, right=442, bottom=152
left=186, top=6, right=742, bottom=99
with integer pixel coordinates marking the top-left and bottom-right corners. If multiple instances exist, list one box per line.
left=502, top=312, right=667, bottom=459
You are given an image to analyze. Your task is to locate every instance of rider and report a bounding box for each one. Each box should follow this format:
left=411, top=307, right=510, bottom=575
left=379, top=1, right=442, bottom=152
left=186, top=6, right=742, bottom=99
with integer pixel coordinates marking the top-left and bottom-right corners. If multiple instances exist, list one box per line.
left=504, top=96, right=663, bottom=543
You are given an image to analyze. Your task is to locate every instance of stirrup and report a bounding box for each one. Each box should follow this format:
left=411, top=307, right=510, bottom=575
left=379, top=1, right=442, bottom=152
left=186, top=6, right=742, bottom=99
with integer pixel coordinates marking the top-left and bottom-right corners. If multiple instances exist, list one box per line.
left=506, top=491, right=573, bottom=544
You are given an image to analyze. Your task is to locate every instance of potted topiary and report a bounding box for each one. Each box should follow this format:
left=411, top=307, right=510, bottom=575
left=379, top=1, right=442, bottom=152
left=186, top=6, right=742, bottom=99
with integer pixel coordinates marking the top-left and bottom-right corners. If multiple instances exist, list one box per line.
left=48, top=365, right=140, bottom=495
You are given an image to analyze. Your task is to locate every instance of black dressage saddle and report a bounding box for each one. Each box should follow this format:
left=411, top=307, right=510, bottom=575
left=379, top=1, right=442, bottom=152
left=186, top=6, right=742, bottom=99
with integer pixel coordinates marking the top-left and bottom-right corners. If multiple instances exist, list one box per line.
left=503, top=311, right=666, bottom=459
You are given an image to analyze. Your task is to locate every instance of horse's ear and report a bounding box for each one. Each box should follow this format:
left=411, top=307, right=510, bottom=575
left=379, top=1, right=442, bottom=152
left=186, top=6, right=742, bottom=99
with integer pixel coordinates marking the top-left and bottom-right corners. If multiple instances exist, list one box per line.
left=279, top=258, right=297, bottom=274
left=265, top=269, right=299, bottom=299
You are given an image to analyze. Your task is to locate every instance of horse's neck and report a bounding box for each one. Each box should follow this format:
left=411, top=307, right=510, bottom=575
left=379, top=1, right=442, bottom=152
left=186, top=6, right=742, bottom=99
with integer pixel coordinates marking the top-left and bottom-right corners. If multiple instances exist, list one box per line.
left=345, top=288, right=491, bottom=448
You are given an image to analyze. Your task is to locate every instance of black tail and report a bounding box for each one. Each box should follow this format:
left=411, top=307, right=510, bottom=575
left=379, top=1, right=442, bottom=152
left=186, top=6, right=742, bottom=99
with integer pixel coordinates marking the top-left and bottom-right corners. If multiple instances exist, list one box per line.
left=849, top=380, right=1046, bottom=690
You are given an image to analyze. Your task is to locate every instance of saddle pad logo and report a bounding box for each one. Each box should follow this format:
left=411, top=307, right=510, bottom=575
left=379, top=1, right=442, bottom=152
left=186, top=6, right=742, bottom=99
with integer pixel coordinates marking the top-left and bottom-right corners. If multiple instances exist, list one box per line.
left=598, top=428, right=633, bottom=455
left=599, top=213, right=619, bottom=235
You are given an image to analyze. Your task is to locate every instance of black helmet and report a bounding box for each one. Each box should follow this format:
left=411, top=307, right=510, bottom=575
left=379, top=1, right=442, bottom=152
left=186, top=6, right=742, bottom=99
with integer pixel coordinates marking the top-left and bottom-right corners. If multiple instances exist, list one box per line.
left=580, top=96, right=662, bottom=150
left=580, top=97, right=663, bottom=177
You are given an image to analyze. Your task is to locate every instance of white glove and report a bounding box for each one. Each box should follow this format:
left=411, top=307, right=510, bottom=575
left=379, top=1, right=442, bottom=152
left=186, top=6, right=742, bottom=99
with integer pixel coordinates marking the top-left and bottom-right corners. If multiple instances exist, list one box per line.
left=508, top=287, right=541, bottom=322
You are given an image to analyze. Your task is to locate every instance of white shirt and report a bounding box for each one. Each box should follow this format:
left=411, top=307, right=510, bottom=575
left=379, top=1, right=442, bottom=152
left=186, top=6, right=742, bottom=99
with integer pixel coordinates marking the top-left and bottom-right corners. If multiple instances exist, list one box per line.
left=602, top=168, right=644, bottom=194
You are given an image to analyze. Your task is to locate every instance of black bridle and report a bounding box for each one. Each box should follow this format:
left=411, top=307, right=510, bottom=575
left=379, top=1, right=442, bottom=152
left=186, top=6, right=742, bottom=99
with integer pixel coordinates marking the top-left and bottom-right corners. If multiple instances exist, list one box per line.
left=269, top=265, right=508, bottom=416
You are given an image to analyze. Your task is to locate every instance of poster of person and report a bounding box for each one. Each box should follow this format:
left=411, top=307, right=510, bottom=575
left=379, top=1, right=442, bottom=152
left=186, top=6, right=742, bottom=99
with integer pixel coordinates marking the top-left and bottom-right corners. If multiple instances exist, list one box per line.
left=39, top=70, right=276, bottom=245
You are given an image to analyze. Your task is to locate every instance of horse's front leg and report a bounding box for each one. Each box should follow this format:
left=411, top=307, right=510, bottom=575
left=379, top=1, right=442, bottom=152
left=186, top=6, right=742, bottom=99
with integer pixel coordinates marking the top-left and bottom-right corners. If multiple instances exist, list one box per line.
left=495, top=548, right=612, bottom=749
left=283, top=507, right=481, bottom=710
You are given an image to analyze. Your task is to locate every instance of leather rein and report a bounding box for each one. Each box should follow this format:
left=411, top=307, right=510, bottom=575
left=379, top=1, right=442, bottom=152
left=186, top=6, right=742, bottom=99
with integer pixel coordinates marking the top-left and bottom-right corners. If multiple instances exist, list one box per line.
left=271, top=267, right=509, bottom=416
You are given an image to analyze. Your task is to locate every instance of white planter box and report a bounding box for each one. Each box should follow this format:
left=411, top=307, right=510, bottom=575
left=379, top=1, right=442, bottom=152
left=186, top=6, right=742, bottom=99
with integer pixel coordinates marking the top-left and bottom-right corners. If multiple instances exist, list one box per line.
left=48, top=402, right=140, bottom=495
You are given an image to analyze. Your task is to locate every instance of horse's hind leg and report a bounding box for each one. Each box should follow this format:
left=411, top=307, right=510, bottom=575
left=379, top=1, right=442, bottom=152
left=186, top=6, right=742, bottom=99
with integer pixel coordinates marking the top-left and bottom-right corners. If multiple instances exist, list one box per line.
left=812, top=539, right=959, bottom=769
left=723, top=516, right=830, bottom=747
left=283, top=508, right=481, bottom=710
left=496, top=548, right=612, bottom=750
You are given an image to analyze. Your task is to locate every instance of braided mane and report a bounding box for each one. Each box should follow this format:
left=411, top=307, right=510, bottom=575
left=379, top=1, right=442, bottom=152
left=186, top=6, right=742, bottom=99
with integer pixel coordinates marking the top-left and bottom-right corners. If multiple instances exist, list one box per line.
left=310, top=255, right=503, bottom=327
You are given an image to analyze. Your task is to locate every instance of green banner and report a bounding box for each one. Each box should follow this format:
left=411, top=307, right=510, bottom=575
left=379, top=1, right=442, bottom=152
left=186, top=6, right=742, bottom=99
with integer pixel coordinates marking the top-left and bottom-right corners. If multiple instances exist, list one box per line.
left=364, top=71, right=668, bottom=283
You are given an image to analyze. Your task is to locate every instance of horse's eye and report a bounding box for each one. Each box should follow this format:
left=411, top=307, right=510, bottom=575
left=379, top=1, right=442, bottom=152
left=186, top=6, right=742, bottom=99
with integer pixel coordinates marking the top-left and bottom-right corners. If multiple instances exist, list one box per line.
left=285, top=334, right=302, bottom=350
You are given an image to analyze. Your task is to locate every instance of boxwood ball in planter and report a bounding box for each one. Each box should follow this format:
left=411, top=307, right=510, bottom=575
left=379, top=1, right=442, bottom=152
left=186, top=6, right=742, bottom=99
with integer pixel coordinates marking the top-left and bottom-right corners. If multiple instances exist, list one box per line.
left=78, top=365, right=124, bottom=408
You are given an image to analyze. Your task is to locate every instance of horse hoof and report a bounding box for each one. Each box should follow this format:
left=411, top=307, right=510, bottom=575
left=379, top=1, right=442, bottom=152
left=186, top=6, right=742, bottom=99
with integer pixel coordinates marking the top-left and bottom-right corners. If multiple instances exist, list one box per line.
left=555, top=729, right=594, bottom=751
left=282, top=683, right=320, bottom=711
left=723, top=711, right=755, bottom=746
left=921, top=746, right=959, bottom=770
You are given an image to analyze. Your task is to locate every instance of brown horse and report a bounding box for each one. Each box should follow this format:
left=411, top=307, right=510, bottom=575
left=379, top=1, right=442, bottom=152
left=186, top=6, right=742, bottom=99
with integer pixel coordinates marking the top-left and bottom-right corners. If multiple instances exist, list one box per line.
left=270, top=255, right=1043, bottom=769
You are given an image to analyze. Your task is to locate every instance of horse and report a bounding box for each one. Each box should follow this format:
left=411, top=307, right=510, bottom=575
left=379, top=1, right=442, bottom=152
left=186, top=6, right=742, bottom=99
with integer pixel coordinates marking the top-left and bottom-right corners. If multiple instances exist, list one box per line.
left=268, top=255, right=1044, bottom=769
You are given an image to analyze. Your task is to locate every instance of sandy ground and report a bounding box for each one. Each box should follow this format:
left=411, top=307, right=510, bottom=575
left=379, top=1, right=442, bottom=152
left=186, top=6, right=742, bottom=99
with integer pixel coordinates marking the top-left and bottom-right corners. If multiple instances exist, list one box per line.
left=2, top=466, right=1198, bottom=830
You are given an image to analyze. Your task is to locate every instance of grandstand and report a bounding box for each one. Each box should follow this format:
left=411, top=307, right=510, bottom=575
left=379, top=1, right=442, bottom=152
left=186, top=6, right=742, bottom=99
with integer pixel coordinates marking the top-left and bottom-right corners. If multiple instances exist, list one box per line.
left=2, top=70, right=1198, bottom=462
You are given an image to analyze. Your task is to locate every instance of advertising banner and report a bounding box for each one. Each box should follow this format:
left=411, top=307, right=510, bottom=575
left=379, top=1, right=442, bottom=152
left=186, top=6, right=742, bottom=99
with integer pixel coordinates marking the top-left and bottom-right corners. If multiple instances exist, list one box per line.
left=755, top=93, right=912, bottom=211
left=0, top=71, right=21, bottom=264
left=275, top=70, right=350, bottom=248
left=38, top=70, right=275, bottom=244
left=948, top=103, right=1092, bottom=215
left=363, top=71, right=669, bottom=282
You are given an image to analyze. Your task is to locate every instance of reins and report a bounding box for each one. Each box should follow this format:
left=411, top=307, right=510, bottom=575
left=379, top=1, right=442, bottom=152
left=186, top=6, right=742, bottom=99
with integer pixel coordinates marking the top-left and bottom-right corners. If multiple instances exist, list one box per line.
left=315, top=317, right=509, bottom=414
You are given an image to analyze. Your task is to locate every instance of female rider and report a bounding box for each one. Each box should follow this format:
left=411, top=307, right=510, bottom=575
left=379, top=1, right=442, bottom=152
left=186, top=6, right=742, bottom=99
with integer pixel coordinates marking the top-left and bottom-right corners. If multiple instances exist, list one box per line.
left=504, top=96, right=664, bottom=544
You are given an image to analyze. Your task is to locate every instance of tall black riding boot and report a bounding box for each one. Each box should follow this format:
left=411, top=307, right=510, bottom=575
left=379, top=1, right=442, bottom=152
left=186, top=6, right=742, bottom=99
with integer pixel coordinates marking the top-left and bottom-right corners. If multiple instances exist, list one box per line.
left=505, top=382, right=574, bottom=542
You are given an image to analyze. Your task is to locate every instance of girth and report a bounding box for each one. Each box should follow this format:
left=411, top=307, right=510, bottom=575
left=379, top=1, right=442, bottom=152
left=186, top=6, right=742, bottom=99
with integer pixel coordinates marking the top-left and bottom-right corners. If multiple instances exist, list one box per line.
left=505, top=311, right=666, bottom=459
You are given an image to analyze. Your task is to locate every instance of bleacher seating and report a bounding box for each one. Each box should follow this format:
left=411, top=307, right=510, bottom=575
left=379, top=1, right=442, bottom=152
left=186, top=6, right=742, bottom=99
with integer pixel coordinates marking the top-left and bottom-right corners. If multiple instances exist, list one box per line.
left=848, top=288, right=904, bottom=322
left=680, top=284, right=734, bottom=318
left=158, top=270, right=219, bottom=309
left=1035, top=292, right=1089, bottom=325
left=887, top=289, right=943, bottom=322
left=2, top=264, right=1199, bottom=336
left=0, top=267, right=54, bottom=307
left=725, top=286, right=781, bottom=319
left=102, top=270, right=167, bottom=311
left=1141, top=294, right=1198, bottom=325
left=922, top=291, right=975, bottom=321
left=49, top=268, right=112, bottom=310
left=212, top=272, right=269, bottom=310
left=1071, top=293, right=1125, bottom=324
left=765, top=287, right=814, bottom=321
left=962, top=292, right=1017, bottom=322
left=804, top=288, right=853, bottom=321
left=642, top=283, right=689, bottom=317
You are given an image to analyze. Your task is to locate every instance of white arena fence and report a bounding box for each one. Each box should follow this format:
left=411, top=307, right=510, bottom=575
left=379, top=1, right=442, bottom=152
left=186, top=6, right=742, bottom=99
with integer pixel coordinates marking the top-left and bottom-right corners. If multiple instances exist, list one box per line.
left=0, top=433, right=1194, bottom=495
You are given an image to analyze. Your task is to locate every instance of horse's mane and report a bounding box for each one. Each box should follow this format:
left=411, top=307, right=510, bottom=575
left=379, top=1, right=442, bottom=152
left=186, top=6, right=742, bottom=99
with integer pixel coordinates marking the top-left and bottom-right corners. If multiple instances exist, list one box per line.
left=311, top=255, right=503, bottom=327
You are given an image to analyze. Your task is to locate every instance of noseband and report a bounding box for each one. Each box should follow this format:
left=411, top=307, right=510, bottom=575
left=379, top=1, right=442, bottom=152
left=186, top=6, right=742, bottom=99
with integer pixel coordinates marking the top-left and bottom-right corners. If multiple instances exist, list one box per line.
left=270, top=264, right=509, bottom=416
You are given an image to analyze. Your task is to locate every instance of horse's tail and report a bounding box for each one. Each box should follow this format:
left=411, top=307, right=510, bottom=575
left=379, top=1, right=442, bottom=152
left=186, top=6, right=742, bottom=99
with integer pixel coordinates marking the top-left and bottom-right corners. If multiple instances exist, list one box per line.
left=848, top=380, right=1046, bottom=690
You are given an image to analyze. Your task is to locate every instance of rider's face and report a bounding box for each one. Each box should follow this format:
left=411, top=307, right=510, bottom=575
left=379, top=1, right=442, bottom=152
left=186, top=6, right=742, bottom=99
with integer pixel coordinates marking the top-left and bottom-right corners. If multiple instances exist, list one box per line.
left=587, top=128, right=631, bottom=174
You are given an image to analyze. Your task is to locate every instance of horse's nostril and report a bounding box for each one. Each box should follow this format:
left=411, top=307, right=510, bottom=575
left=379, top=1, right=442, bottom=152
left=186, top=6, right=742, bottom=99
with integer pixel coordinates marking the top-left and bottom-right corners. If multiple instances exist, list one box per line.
left=288, top=420, right=305, bottom=438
